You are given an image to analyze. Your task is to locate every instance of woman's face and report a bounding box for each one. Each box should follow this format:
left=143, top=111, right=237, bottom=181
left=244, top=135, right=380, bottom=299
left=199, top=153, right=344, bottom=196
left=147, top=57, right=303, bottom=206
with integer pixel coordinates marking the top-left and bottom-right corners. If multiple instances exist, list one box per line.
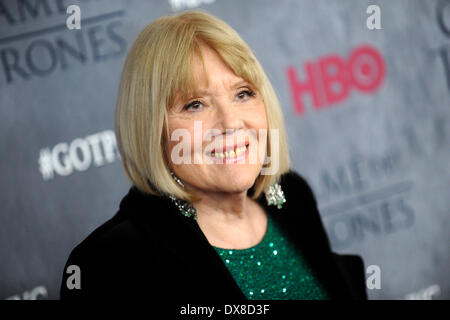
left=166, top=44, right=268, bottom=196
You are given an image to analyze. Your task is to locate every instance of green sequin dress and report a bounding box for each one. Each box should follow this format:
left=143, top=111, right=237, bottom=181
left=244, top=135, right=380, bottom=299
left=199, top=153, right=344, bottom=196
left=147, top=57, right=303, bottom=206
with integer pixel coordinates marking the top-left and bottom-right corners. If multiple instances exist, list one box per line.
left=213, top=212, right=330, bottom=300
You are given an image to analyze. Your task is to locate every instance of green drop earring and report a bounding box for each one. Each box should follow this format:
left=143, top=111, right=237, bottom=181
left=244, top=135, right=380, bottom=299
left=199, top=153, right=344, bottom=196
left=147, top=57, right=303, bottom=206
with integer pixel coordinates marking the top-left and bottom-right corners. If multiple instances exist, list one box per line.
left=169, top=172, right=197, bottom=220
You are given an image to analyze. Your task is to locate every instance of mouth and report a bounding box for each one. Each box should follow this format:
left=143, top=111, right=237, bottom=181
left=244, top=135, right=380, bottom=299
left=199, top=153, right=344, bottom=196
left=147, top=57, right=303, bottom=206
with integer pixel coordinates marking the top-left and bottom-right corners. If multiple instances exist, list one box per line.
left=209, top=142, right=249, bottom=160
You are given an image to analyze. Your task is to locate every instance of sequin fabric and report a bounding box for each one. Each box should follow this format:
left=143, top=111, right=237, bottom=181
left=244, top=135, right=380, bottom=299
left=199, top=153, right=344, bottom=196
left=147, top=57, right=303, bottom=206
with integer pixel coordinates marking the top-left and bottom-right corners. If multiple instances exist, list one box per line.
left=213, top=213, right=330, bottom=300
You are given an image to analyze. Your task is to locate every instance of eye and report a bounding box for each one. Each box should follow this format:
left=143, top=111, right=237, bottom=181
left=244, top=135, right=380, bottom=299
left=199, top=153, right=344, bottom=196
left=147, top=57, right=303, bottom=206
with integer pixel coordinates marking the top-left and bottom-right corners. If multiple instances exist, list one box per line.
left=183, top=100, right=203, bottom=112
left=236, top=89, right=255, bottom=101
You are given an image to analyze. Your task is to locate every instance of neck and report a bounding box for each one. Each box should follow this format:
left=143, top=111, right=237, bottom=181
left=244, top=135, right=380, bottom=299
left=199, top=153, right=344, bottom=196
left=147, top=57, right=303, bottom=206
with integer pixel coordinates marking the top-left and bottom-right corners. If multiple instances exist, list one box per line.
left=190, top=188, right=268, bottom=249
left=193, top=189, right=251, bottom=223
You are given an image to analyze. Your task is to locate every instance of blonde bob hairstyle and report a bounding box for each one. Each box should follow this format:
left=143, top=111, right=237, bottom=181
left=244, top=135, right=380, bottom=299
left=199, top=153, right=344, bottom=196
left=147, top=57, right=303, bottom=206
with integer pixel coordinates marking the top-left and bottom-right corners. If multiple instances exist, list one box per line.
left=115, top=9, right=290, bottom=202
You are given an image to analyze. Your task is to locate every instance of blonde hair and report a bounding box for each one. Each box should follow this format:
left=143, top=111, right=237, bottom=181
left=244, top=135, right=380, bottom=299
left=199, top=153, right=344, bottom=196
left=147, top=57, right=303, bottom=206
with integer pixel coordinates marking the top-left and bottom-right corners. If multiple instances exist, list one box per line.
left=115, top=9, right=290, bottom=202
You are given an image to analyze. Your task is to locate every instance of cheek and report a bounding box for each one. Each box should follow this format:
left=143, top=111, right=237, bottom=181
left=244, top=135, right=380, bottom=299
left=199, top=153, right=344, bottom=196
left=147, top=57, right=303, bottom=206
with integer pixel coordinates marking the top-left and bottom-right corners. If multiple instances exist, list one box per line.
left=167, top=119, right=210, bottom=166
left=166, top=120, right=195, bottom=164
left=256, top=106, right=269, bottom=152
left=254, top=103, right=268, bottom=128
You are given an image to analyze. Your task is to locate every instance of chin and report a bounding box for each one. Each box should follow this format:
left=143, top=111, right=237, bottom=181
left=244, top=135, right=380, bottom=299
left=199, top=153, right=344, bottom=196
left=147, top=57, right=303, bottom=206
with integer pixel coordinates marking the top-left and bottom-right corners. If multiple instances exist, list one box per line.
left=218, top=167, right=259, bottom=193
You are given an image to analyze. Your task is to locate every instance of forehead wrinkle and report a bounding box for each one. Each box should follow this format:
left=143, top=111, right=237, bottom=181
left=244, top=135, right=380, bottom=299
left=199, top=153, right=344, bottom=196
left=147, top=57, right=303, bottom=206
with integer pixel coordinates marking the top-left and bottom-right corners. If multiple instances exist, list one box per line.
left=189, top=77, right=249, bottom=99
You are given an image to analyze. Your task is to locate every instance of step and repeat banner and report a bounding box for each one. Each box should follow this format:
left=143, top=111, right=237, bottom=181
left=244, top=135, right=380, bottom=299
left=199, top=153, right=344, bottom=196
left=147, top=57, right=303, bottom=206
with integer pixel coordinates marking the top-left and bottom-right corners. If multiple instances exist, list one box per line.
left=0, top=0, right=449, bottom=300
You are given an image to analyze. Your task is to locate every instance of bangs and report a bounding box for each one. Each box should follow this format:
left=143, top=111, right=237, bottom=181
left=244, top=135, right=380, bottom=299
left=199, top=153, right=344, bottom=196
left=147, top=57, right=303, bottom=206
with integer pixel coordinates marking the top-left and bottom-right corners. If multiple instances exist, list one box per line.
left=165, top=30, right=263, bottom=113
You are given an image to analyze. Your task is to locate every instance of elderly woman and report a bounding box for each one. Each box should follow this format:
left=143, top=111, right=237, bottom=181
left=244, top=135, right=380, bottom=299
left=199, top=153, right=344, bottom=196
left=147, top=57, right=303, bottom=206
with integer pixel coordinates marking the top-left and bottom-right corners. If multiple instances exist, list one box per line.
left=60, top=10, right=367, bottom=301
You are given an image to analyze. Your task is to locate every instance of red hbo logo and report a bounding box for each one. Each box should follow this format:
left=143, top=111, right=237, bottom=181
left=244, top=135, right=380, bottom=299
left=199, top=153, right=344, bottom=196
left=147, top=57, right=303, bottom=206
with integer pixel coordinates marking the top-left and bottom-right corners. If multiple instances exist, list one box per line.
left=286, top=44, right=386, bottom=115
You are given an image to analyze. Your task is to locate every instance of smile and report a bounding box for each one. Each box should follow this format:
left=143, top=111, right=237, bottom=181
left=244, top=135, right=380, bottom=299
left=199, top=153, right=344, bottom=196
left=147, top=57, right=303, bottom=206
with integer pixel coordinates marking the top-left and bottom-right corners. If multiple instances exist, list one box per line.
left=210, top=145, right=247, bottom=159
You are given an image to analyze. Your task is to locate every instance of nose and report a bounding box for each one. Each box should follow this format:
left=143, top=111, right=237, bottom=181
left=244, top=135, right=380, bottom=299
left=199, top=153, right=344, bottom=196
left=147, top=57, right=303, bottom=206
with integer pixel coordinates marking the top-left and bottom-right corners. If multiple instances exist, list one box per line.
left=215, top=99, right=244, bottom=134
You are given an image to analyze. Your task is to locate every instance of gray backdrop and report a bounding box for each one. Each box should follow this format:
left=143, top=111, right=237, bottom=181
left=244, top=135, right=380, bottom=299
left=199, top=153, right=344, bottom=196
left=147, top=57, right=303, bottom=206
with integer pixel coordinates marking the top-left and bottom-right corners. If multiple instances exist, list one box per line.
left=0, top=0, right=449, bottom=300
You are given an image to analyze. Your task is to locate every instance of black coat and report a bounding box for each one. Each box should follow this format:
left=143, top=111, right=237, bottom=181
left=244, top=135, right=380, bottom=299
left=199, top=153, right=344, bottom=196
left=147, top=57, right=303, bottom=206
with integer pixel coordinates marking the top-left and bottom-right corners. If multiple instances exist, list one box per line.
left=60, top=171, right=368, bottom=300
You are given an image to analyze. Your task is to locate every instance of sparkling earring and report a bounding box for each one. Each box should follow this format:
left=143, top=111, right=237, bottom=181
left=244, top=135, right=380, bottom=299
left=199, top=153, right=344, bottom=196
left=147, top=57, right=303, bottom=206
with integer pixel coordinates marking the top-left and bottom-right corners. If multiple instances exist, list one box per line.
left=169, top=172, right=197, bottom=220
left=265, top=183, right=286, bottom=209
left=171, top=171, right=184, bottom=187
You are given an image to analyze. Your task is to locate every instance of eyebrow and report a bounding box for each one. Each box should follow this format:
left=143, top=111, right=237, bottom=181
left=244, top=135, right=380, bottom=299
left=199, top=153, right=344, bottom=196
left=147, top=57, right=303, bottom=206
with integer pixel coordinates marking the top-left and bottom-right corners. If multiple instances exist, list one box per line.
left=189, top=80, right=251, bottom=98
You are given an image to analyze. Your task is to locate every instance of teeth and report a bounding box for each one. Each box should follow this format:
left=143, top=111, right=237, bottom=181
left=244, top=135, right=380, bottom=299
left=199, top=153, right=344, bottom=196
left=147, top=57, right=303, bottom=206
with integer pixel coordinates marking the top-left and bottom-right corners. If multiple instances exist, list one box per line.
left=211, top=145, right=247, bottom=159
left=235, top=146, right=246, bottom=155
